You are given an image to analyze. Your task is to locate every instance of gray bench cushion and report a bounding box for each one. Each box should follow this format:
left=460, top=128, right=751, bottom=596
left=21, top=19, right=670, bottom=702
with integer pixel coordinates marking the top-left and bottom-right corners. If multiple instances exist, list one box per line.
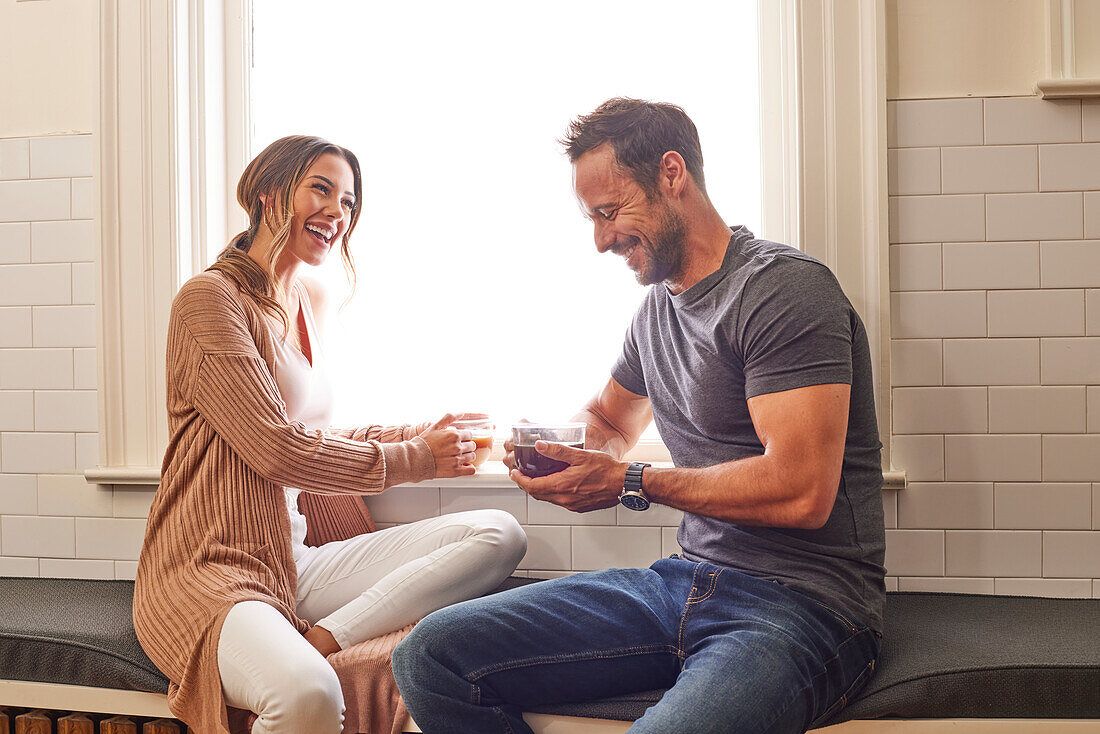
left=0, top=577, right=167, bottom=693
left=2, top=578, right=1099, bottom=724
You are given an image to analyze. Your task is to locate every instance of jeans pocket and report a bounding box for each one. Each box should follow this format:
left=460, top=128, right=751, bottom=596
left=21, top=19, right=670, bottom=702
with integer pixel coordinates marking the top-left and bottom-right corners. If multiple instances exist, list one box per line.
left=808, top=653, right=876, bottom=729
left=812, top=599, right=861, bottom=634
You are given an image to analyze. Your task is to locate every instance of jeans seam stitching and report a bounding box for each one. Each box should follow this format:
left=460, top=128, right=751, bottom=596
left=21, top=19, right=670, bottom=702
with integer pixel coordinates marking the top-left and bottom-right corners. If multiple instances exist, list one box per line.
left=465, top=644, right=678, bottom=681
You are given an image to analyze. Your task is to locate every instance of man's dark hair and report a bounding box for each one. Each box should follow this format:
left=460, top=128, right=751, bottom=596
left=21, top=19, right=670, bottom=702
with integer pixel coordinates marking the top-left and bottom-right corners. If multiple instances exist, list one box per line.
left=560, top=97, right=706, bottom=197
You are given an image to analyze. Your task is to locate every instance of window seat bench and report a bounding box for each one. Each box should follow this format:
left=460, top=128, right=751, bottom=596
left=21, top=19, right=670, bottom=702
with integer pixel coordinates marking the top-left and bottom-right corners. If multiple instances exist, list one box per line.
left=1, top=577, right=1098, bottom=733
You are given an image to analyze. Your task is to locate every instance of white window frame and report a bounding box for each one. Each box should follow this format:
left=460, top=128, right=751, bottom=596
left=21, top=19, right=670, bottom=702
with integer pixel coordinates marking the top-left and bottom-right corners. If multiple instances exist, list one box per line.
left=87, top=0, right=904, bottom=490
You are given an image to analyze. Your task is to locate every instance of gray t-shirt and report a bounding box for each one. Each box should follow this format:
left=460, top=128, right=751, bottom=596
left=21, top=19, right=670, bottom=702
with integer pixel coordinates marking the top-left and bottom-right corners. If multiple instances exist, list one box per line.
left=612, top=226, right=886, bottom=631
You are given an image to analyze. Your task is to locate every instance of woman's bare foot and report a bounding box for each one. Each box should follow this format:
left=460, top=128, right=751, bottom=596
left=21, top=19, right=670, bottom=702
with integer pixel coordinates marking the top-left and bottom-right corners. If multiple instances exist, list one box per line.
left=304, top=624, right=341, bottom=657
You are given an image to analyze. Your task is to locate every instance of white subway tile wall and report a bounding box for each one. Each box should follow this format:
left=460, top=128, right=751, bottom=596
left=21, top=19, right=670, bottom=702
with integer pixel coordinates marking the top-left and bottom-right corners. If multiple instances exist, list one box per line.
left=0, top=119, right=1096, bottom=595
left=890, top=99, right=1100, bottom=596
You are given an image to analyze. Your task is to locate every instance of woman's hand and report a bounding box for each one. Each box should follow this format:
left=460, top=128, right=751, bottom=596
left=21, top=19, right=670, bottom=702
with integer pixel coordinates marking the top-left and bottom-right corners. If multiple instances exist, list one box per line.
left=419, top=413, right=477, bottom=478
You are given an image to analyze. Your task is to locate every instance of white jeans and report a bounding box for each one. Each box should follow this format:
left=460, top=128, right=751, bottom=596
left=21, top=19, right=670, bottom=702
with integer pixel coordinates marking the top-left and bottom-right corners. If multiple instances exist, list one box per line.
left=217, top=509, right=526, bottom=734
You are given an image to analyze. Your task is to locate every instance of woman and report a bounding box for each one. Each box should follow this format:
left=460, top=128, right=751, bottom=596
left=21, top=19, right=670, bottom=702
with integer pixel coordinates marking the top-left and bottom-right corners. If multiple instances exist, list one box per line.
left=133, top=135, right=526, bottom=734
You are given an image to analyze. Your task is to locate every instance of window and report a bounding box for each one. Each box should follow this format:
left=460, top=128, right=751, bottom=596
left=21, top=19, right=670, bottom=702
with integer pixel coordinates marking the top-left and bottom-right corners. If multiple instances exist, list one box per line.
left=249, top=1, right=760, bottom=436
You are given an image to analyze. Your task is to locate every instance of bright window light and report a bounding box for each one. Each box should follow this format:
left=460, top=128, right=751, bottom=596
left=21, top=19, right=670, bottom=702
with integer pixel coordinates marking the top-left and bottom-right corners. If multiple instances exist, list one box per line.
left=250, top=1, right=760, bottom=435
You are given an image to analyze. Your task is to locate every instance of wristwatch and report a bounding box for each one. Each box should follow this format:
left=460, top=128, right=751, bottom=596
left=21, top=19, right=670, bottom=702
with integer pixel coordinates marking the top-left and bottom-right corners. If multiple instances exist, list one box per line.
left=619, top=461, right=651, bottom=511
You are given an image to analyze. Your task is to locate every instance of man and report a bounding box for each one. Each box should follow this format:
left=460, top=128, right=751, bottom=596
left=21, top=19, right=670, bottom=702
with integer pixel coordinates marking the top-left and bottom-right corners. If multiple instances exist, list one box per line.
left=392, top=98, right=885, bottom=734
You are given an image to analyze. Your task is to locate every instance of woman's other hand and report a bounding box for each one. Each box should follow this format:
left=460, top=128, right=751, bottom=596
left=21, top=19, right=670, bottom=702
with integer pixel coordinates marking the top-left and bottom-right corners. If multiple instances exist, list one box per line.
left=419, top=413, right=477, bottom=478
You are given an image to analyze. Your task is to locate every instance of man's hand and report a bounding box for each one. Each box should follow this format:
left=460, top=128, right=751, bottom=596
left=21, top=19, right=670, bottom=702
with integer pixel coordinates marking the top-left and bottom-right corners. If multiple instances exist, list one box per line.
left=509, top=441, right=628, bottom=513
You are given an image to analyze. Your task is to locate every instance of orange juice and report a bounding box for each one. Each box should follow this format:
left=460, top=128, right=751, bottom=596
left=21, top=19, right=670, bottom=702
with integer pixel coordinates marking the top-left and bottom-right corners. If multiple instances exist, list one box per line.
left=471, top=431, right=493, bottom=466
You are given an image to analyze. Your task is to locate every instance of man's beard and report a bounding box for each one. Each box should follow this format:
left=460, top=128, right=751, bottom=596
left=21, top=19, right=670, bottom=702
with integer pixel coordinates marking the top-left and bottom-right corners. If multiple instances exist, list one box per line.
left=633, top=203, right=688, bottom=286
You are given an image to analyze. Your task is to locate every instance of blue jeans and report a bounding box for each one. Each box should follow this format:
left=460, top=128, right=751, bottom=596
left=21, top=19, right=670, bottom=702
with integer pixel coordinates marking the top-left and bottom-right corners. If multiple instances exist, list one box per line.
left=393, top=557, right=880, bottom=734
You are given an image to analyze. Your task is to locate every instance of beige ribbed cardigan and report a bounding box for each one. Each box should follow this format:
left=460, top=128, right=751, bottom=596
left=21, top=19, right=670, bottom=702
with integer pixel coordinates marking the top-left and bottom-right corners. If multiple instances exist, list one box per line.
left=133, top=271, right=435, bottom=734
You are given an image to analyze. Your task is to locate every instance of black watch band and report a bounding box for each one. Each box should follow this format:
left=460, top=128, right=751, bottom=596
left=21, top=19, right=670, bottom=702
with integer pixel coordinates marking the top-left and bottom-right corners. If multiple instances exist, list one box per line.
left=619, top=461, right=651, bottom=511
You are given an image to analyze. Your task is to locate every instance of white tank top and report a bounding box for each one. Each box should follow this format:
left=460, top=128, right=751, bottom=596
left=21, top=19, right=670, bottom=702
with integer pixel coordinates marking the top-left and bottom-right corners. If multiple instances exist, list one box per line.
left=269, top=282, right=334, bottom=560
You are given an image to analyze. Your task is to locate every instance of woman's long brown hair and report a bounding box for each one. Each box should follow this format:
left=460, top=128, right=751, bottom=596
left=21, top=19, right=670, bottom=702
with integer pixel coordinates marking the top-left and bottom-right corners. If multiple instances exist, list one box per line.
left=208, top=135, right=363, bottom=334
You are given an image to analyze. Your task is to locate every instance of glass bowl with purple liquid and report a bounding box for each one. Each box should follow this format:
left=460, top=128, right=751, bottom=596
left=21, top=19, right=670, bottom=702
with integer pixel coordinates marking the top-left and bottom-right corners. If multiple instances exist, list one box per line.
left=511, top=423, right=586, bottom=477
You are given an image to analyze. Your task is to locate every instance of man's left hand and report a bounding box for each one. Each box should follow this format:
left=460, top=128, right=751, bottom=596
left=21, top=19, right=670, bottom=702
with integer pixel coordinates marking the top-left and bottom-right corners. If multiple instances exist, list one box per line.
left=509, top=441, right=627, bottom=513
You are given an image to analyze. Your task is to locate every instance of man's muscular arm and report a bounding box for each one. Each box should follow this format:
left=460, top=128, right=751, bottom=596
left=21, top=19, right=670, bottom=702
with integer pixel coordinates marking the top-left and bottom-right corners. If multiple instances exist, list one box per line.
left=512, top=381, right=849, bottom=529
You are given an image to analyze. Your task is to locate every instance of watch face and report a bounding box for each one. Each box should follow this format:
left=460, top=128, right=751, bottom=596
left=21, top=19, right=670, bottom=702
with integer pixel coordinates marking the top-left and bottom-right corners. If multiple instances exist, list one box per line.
left=620, top=492, right=650, bottom=511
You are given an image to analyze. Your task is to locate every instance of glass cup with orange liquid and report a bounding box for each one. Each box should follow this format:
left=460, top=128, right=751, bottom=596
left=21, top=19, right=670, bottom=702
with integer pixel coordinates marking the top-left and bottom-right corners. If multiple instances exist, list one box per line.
left=452, top=414, right=494, bottom=468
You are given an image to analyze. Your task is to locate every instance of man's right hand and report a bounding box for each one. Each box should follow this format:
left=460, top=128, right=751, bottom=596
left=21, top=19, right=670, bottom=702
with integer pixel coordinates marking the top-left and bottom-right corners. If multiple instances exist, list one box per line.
left=420, top=413, right=477, bottom=478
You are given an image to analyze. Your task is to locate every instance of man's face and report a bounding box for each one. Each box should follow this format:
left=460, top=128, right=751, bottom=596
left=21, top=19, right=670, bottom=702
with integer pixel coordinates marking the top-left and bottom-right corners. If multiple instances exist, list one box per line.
left=572, top=145, right=687, bottom=286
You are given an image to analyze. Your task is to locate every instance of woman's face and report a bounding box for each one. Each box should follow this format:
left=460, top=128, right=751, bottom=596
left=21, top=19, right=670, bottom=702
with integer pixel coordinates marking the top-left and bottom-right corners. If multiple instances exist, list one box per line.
left=284, top=152, right=357, bottom=268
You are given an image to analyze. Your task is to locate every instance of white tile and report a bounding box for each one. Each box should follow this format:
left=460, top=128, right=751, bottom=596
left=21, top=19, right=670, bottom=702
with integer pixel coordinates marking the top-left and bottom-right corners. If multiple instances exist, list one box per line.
left=941, top=146, right=1037, bottom=194
left=32, top=305, right=95, bottom=347
left=892, top=387, right=987, bottom=434
left=0, top=474, right=37, bottom=514
left=1041, top=337, right=1100, bottom=384
left=70, top=263, right=94, bottom=304
left=889, top=243, right=942, bottom=291
left=1095, top=484, right=1100, bottom=530
left=945, top=530, right=1042, bottom=577
left=1084, top=100, right=1100, bottom=141
left=73, top=348, right=96, bottom=389
left=893, top=99, right=983, bottom=148
left=1040, top=143, right=1100, bottom=191
left=0, top=263, right=70, bottom=306
left=571, top=526, right=661, bottom=571
left=891, top=291, right=986, bottom=338
left=884, top=529, right=944, bottom=576
left=891, top=435, right=944, bottom=482
left=1042, top=435, right=1100, bottom=482
left=75, top=432, right=98, bottom=472
left=38, top=473, right=112, bottom=517
left=0, top=348, right=73, bottom=389
left=888, top=148, right=940, bottom=195
left=996, top=578, right=1092, bottom=597
left=986, top=193, right=1083, bottom=241
left=39, top=558, right=115, bottom=579
left=0, top=139, right=30, bottom=180
left=941, top=241, right=1039, bottom=290
left=942, top=338, right=1039, bottom=385
left=1, top=432, right=75, bottom=473
left=528, top=496, right=617, bottom=526
left=75, top=517, right=146, bottom=560
left=897, top=576, right=994, bottom=594
left=364, top=485, right=440, bottom=523
left=890, top=339, right=942, bottom=387
left=989, top=289, right=1085, bottom=337
left=113, top=489, right=153, bottom=519
left=1086, top=193, right=1100, bottom=239
left=0, top=556, right=39, bottom=576
left=945, top=435, right=1042, bottom=482
left=70, top=178, right=93, bottom=219
left=29, top=136, right=93, bottom=179
left=984, top=98, right=1081, bottom=145
left=994, top=483, right=1092, bottom=530
left=1042, top=531, right=1100, bottom=578
left=0, top=179, right=71, bottom=222
left=989, top=386, right=1085, bottom=434
left=615, top=502, right=683, bottom=527
left=1040, top=241, right=1100, bottom=288
left=661, top=526, right=681, bottom=557
left=0, top=307, right=32, bottom=347
left=523, top=570, right=575, bottom=580
left=0, top=222, right=30, bottom=263
left=115, top=560, right=139, bottom=580
left=517, top=525, right=571, bottom=570
left=1088, top=291, right=1100, bottom=337
left=439, top=486, right=527, bottom=524
left=34, top=390, right=97, bottom=432
left=31, top=220, right=94, bottom=262
left=0, top=391, right=33, bottom=430
left=882, top=490, right=898, bottom=529
left=1, top=515, right=75, bottom=558
left=898, top=483, right=992, bottom=529
left=1090, top=387, right=1100, bottom=433
left=889, top=195, right=985, bottom=244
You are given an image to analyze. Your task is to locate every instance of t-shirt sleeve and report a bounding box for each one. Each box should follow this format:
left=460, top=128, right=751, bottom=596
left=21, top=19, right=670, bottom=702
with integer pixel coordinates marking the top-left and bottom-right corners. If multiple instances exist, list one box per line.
left=611, top=310, right=648, bottom=397
left=737, top=256, right=854, bottom=399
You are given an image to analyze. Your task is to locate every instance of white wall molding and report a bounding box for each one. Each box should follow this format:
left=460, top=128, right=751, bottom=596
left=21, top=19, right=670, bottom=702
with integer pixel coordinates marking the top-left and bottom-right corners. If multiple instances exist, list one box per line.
left=1037, top=0, right=1100, bottom=98
left=91, top=0, right=250, bottom=485
left=759, top=0, right=896, bottom=478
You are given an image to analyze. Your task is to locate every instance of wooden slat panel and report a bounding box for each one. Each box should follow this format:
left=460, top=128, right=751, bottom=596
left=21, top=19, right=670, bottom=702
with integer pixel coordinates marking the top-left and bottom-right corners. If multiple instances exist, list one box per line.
left=57, top=714, right=94, bottom=734
left=98, top=718, right=136, bottom=734
left=140, top=721, right=179, bottom=734
left=14, top=709, right=52, bottom=734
